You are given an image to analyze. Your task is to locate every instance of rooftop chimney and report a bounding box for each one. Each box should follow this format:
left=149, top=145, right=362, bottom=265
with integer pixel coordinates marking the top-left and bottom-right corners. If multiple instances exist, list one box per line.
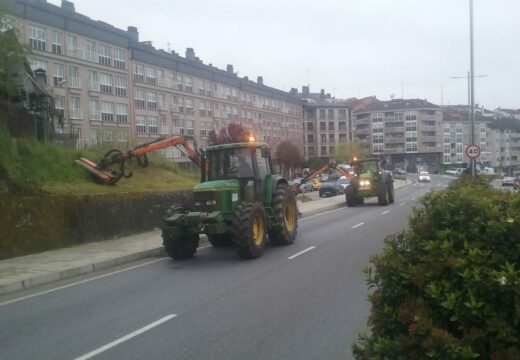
left=227, top=64, right=234, bottom=74
left=61, top=0, right=75, bottom=12
left=289, top=88, right=298, bottom=95
left=320, top=89, right=325, bottom=98
left=185, top=48, right=195, bottom=61
left=127, top=26, right=139, bottom=42
left=257, top=76, right=263, bottom=85
left=302, top=86, right=309, bottom=95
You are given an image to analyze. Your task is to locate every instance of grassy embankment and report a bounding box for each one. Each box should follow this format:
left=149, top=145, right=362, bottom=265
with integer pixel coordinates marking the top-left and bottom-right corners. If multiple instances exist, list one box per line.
left=0, top=124, right=199, bottom=195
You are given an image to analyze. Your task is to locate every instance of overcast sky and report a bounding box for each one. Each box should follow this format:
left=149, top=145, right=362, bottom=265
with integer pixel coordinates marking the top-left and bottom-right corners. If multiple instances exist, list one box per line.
left=48, top=0, right=520, bottom=109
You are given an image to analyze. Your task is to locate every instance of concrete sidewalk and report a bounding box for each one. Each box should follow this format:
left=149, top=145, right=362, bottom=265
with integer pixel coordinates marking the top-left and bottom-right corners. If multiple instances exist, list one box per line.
left=0, top=179, right=411, bottom=296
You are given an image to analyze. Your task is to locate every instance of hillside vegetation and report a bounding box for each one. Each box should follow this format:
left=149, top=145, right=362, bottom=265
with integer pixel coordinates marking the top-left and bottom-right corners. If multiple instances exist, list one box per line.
left=0, top=124, right=199, bottom=195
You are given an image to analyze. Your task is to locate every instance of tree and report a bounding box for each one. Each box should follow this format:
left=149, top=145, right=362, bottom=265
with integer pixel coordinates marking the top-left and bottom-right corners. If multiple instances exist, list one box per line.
left=276, top=140, right=303, bottom=178
left=207, top=122, right=250, bottom=145
left=0, top=9, right=32, bottom=100
left=333, top=139, right=369, bottom=163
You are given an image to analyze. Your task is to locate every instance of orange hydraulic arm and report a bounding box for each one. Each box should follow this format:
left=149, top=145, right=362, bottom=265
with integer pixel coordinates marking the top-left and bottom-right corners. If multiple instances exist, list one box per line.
left=291, top=161, right=352, bottom=193
left=75, top=136, right=204, bottom=185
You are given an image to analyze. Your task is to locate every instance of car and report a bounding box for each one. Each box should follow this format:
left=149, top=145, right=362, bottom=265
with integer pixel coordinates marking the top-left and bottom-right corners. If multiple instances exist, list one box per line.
left=418, top=171, right=431, bottom=182
left=319, top=181, right=340, bottom=197
left=392, top=168, right=406, bottom=180
left=336, top=178, right=351, bottom=194
left=502, top=176, right=516, bottom=187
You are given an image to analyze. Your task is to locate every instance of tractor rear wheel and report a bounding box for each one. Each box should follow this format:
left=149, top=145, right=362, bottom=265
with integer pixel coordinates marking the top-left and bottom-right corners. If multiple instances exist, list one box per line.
left=346, top=187, right=356, bottom=207
left=269, top=184, right=298, bottom=246
left=208, top=234, right=232, bottom=247
left=163, top=232, right=198, bottom=260
left=231, top=202, right=267, bottom=259
left=377, top=184, right=388, bottom=205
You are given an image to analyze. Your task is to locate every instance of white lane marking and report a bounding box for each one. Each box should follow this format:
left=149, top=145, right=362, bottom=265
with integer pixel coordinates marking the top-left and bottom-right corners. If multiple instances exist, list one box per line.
left=74, top=314, right=177, bottom=360
left=412, top=183, right=418, bottom=187
left=352, top=222, right=365, bottom=229
left=399, top=202, right=406, bottom=206
left=0, top=257, right=167, bottom=307
left=288, top=246, right=316, bottom=260
left=411, top=197, right=416, bottom=200
left=300, top=207, right=344, bottom=221
left=381, top=210, right=389, bottom=215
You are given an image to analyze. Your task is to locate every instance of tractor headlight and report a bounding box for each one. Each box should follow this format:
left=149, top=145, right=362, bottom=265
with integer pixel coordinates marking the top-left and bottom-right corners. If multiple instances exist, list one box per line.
left=360, top=180, right=370, bottom=186
left=194, top=201, right=202, bottom=207
left=206, top=200, right=217, bottom=205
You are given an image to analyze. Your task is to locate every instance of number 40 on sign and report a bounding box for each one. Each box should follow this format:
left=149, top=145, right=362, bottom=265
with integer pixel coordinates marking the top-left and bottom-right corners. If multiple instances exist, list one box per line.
left=465, top=144, right=481, bottom=159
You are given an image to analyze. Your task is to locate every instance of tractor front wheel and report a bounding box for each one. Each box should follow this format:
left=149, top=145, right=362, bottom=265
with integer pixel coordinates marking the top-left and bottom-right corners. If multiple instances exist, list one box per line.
left=388, top=182, right=394, bottom=204
left=377, top=184, right=389, bottom=206
left=346, top=187, right=356, bottom=207
left=163, top=232, right=198, bottom=260
left=232, top=202, right=267, bottom=259
left=269, top=184, right=298, bottom=246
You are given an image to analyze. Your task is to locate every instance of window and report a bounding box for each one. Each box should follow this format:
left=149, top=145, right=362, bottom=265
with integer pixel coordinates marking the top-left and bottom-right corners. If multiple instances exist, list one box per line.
left=116, top=103, right=128, bottom=123
left=101, top=102, right=114, bottom=122
left=133, top=63, right=144, bottom=83
left=174, top=118, right=185, bottom=135
left=184, top=76, right=193, bottom=92
left=329, top=146, right=335, bottom=155
left=328, top=109, right=334, bottom=120
left=185, top=98, right=194, bottom=114
left=406, top=142, right=418, bottom=152
left=54, top=95, right=65, bottom=118
left=339, top=133, right=347, bottom=142
left=53, top=63, right=64, bottom=86
left=134, top=89, right=145, bottom=108
left=328, top=121, right=334, bottom=130
left=373, top=144, right=384, bottom=154
left=329, top=134, right=335, bottom=143
left=406, top=131, right=417, bottom=142
left=373, top=134, right=384, bottom=144
left=99, top=73, right=112, bottom=94
left=200, top=121, right=207, bottom=137
left=67, top=35, right=77, bottom=57
left=98, top=44, right=111, bottom=66
left=256, top=149, right=271, bottom=178
left=88, top=70, right=99, bottom=92
left=146, top=66, right=156, bottom=85
left=176, top=73, right=183, bottom=90
left=339, top=121, right=346, bottom=131
left=405, top=111, right=417, bottom=121
left=307, top=134, right=314, bottom=144
left=30, top=59, right=48, bottom=83
left=319, top=109, right=326, bottom=119
left=89, top=99, right=100, bottom=121
left=185, top=120, right=194, bottom=135
left=158, top=93, right=166, bottom=110
left=147, top=92, right=157, bottom=110
left=338, top=109, right=347, bottom=120
left=136, top=115, right=146, bottom=133
left=29, top=25, right=46, bottom=51
left=68, top=65, right=80, bottom=88
left=321, top=146, right=327, bottom=156
left=320, top=134, right=327, bottom=143
left=320, top=121, right=326, bottom=131
left=306, top=122, right=314, bottom=131
left=114, top=76, right=127, bottom=97
left=51, top=31, right=62, bottom=55
left=86, top=41, right=97, bottom=62
left=114, top=48, right=126, bottom=69
left=405, top=121, right=417, bottom=131
left=199, top=101, right=207, bottom=117
left=70, top=96, right=81, bottom=119
left=148, top=116, right=158, bottom=134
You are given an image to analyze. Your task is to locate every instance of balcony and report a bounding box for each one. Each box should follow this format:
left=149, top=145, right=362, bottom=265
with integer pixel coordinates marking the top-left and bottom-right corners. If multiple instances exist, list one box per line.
left=355, top=128, right=370, bottom=135
left=420, top=135, right=437, bottom=143
left=385, top=136, right=404, bottom=144
left=384, top=126, right=405, bottom=134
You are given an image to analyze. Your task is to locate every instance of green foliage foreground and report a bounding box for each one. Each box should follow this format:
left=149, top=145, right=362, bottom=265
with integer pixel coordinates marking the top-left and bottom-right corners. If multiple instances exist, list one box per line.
left=353, top=177, right=520, bottom=359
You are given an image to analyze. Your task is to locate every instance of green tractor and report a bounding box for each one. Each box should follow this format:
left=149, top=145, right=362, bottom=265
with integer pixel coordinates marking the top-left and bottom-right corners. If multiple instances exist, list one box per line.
left=345, top=157, right=394, bottom=207
left=162, top=141, right=299, bottom=260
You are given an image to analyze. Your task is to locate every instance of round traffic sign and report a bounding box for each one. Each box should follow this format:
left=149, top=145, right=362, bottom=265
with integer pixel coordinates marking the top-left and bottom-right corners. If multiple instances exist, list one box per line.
left=465, top=144, right=481, bottom=159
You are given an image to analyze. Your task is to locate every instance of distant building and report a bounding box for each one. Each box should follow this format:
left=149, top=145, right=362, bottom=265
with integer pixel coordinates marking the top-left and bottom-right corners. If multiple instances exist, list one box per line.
left=6, top=0, right=304, bottom=163
left=353, top=99, right=443, bottom=173
left=290, top=86, right=351, bottom=160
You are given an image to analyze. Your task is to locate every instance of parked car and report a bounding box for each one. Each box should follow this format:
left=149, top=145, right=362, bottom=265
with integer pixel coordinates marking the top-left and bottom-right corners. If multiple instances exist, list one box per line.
left=311, top=179, right=321, bottom=190
left=418, top=171, right=431, bottom=182
left=336, top=177, right=351, bottom=194
left=392, top=168, right=406, bottom=180
left=319, top=181, right=340, bottom=197
left=502, top=176, right=516, bottom=187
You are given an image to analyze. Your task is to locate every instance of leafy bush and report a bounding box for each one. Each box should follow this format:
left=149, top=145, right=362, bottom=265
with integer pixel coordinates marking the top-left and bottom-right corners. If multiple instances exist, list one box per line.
left=353, top=177, right=520, bottom=359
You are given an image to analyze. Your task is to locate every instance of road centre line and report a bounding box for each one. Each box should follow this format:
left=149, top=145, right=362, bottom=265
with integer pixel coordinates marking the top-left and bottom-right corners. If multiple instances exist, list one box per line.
left=411, top=197, right=416, bottom=200
left=288, top=246, right=316, bottom=260
left=74, top=314, right=177, bottom=360
left=381, top=211, right=389, bottom=215
left=352, top=222, right=364, bottom=229
left=399, top=202, right=406, bottom=206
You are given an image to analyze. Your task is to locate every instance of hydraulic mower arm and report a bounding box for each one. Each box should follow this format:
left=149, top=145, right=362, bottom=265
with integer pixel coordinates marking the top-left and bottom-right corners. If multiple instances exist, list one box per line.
left=291, top=160, right=352, bottom=193
left=75, top=136, right=203, bottom=185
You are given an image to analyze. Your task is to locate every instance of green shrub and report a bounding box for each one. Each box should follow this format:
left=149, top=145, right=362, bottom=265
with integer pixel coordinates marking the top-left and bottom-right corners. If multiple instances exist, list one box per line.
left=353, top=177, right=520, bottom=359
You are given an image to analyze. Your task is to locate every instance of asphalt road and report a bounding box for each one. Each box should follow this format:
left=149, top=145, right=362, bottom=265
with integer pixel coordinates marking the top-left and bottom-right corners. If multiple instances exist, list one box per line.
left=0, top=175, right=452, bottom=360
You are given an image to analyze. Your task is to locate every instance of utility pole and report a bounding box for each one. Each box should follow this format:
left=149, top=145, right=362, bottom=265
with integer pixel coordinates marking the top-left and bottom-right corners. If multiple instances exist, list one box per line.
left=470, top=0, right=475, bottom=178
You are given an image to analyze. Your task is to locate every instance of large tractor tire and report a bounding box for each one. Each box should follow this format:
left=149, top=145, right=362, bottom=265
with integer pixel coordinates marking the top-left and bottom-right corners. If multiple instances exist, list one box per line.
left=231, top=202, right=267, bottom=259
left=207, top=234, right=232, bottom=247
left=269, top=184, right=298, bottom=246
left=377, top=184, right=389, bottom=206
left=357, top=196, right=365, bottom=205
left=346, top=187, right=357, bottom=207
left=163, top=232, right=199, bottom=260
left=388, top=182, right=394, bottom=204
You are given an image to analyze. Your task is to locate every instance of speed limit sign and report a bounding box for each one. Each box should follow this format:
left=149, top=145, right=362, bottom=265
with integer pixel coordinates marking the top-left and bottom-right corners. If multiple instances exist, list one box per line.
left=466, top=144, right=481, bottom=159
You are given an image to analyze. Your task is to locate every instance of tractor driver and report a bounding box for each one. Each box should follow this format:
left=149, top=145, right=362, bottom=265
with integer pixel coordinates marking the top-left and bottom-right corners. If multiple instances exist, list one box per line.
left=237, top=150, right=254, bottom=178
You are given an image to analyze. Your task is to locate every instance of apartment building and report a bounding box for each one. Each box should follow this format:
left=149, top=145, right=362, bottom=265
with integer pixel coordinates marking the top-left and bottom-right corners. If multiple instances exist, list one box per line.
left=352, top=99, right=443, bottom=173
left=7, top=0, right=304, bottom=162
left=488, top=117, right=520, bottom=175
left=291, top=86, right=351, bottom=160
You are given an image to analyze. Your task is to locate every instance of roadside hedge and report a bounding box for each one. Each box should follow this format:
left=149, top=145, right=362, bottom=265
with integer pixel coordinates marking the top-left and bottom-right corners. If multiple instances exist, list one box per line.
left=353, top=177, right=520, bottom=359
